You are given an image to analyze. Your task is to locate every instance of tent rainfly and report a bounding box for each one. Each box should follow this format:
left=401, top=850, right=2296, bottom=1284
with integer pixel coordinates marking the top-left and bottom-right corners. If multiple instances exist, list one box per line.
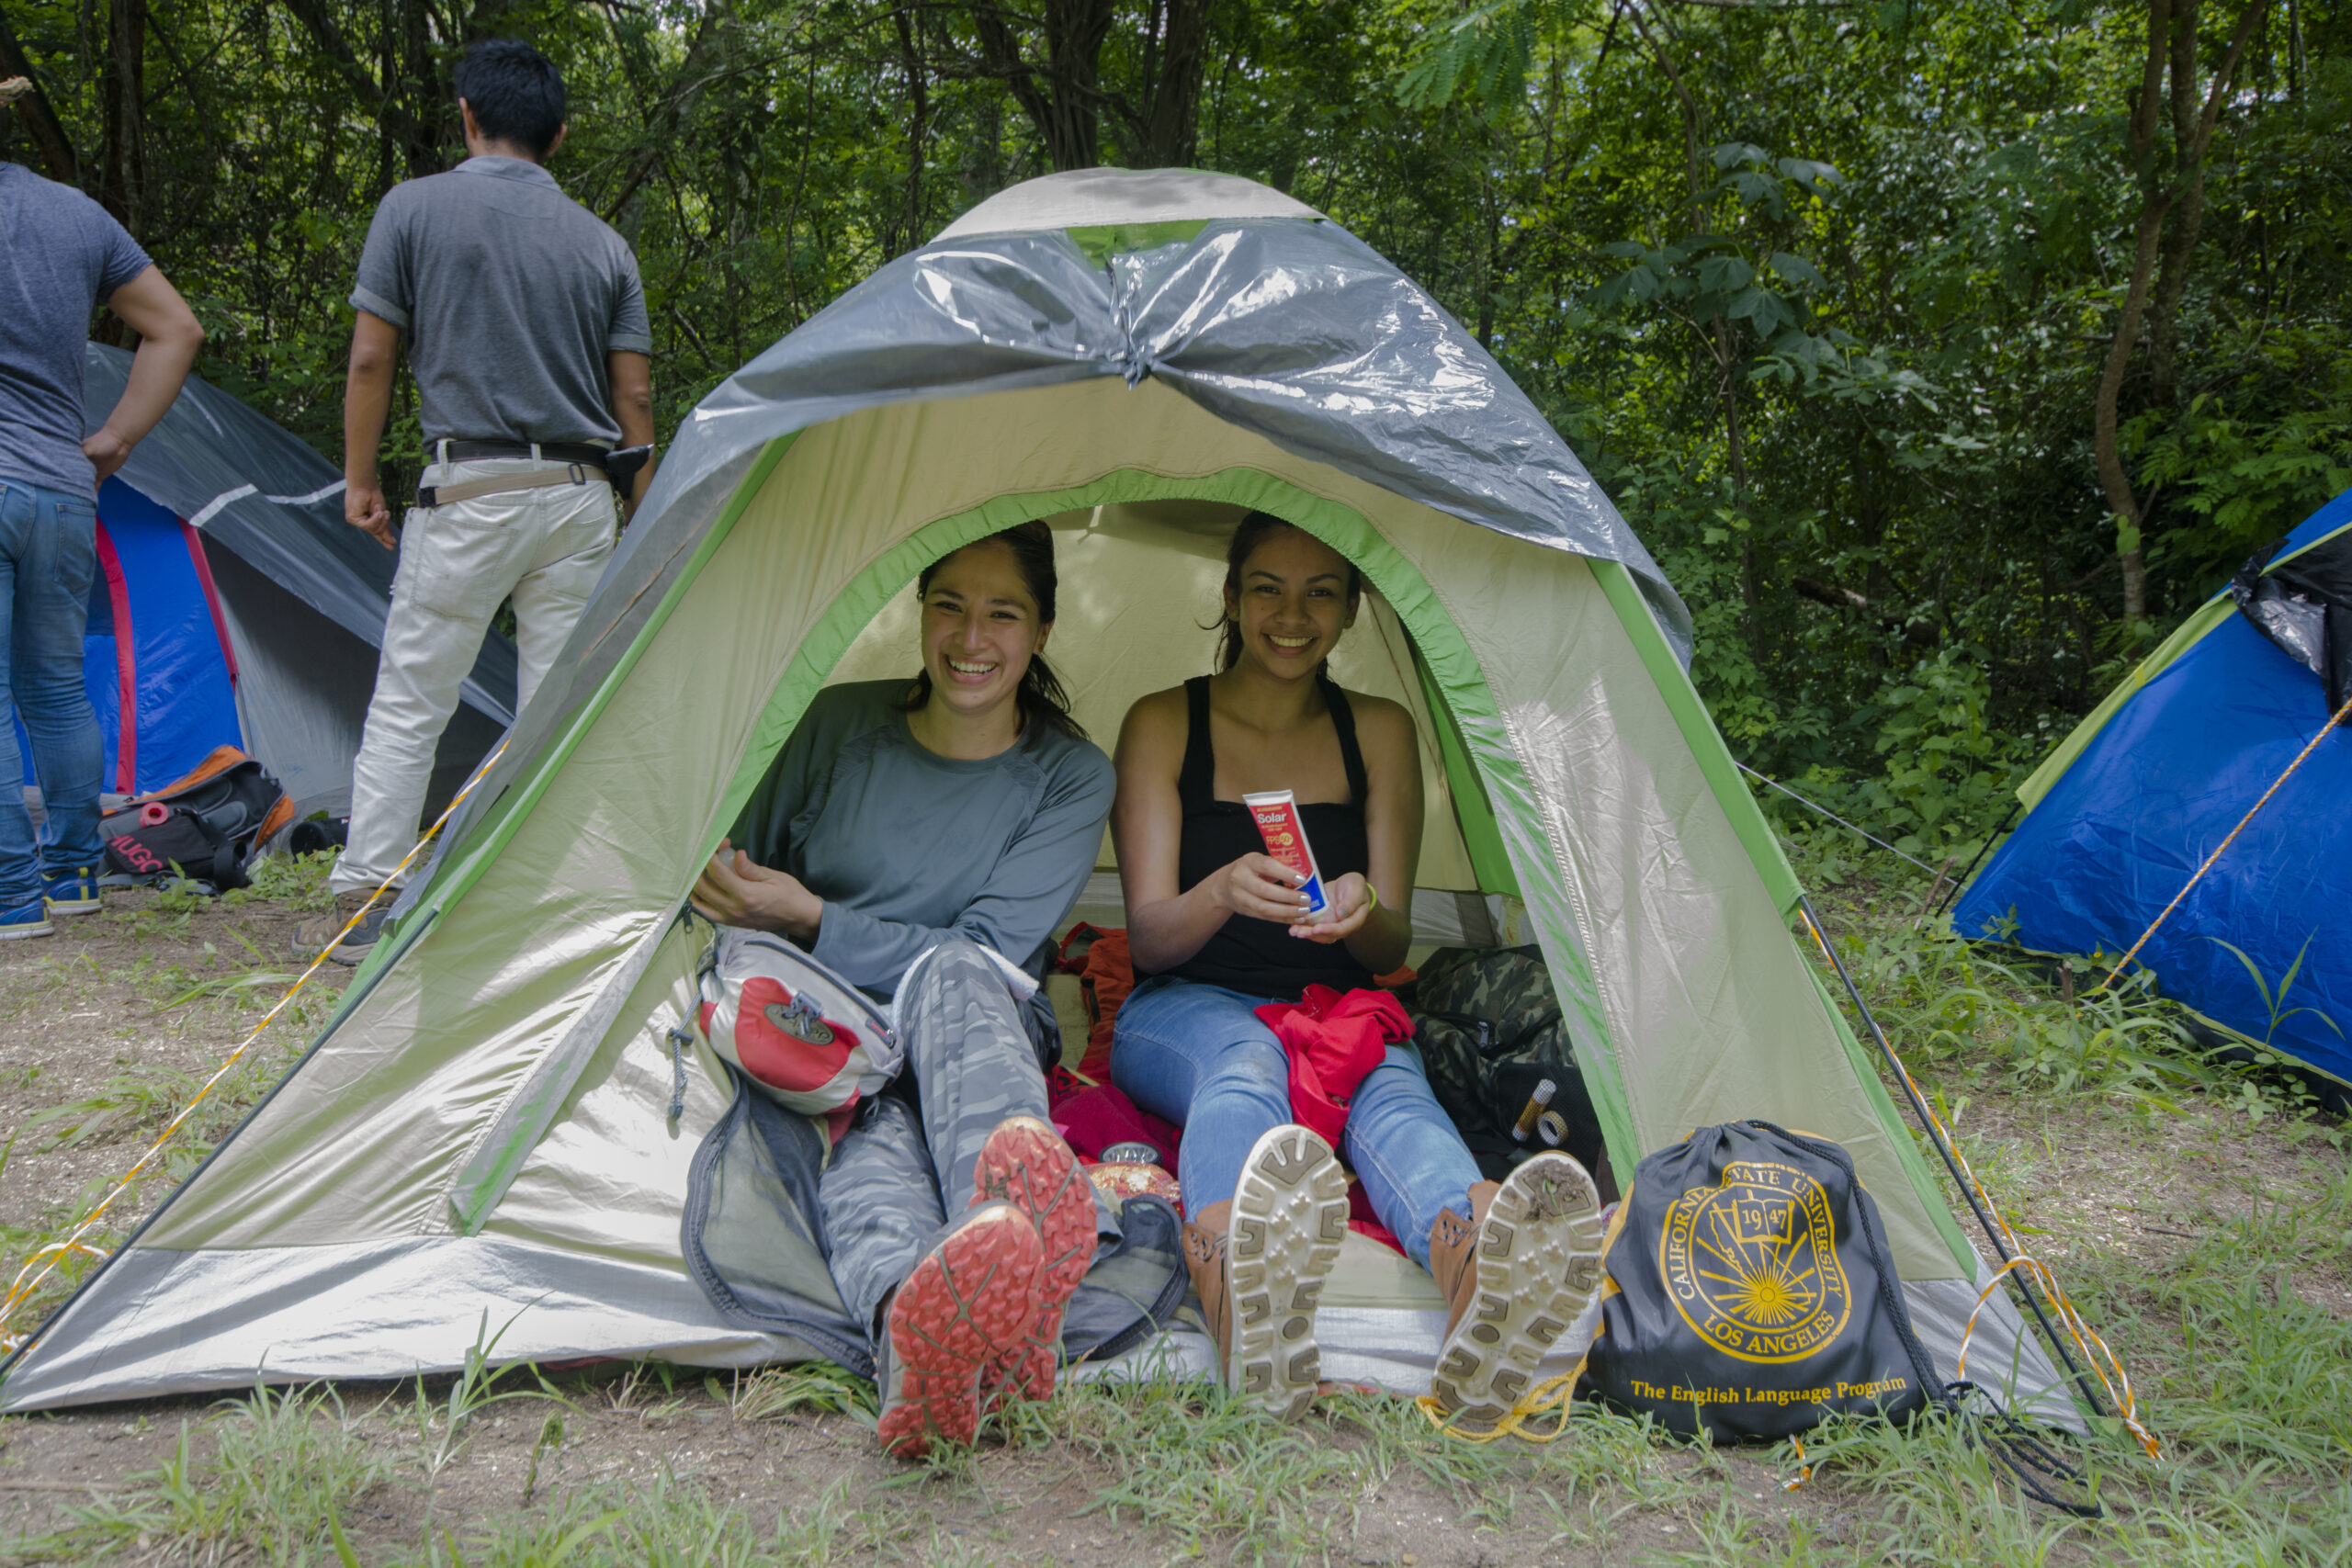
left=1956, top=488, right=2352, bottom=1095
left=13, top=345, right=516, bottom=818
left=1, top=170, right=2076, bottom=1424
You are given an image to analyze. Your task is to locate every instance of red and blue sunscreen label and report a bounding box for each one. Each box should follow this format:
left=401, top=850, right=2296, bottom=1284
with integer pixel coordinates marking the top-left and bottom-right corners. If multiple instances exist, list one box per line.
left=1244, top=789, right=1329, bottom=916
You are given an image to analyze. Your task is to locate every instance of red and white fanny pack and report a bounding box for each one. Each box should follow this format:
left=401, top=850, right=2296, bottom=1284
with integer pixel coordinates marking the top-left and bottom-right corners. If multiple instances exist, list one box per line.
left=696, top=928, right=901, bottom=1140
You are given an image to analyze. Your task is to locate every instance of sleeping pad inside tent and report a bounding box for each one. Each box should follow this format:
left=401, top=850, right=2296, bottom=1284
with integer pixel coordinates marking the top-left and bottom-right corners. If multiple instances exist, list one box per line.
left=1954, top=488, right=2352, bottom=1091
left=0, top=171, right=2083, bottom=1432
left=14, top=345, right=517, bottom=824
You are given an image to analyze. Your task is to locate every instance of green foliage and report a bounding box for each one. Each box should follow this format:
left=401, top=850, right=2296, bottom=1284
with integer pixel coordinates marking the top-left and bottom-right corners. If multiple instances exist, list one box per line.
left=3, top=0, right=2348, bottom=829
left=229, top=850, right=341, bottom=913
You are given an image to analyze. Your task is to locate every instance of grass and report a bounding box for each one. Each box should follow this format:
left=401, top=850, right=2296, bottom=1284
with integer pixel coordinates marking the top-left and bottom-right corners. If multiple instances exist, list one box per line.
left=3, top=843, right=2346, bottom=1564
left=25, top=1383, right=390, bottom=1565
left=0, top=856, right=349, bottom=1339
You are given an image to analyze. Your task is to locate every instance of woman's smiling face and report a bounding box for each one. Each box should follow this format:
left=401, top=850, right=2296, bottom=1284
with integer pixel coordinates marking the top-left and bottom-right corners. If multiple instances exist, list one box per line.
left=919, top=536, right=1049, bottom=727
left=1227, top=525, right=1358, bottom=677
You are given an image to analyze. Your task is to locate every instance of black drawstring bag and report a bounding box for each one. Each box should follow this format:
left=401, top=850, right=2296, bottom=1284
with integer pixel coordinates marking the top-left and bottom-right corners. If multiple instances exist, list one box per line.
left=1581, top=1120, right=1939, bottom=1442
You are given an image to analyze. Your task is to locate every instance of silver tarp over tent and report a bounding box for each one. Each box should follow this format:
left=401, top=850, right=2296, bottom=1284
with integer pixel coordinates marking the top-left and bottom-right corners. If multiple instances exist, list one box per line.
left=438, top=173, right=1690, bottom=867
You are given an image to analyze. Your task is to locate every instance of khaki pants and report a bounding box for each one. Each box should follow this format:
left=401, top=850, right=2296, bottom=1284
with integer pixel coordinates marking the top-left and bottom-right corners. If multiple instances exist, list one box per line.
left=330, top=450, right=615, bottom=896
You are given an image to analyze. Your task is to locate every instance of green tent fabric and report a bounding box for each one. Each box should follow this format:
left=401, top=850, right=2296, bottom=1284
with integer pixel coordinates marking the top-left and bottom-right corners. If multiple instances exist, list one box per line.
left=0, top=170, right=2072, bottom=1423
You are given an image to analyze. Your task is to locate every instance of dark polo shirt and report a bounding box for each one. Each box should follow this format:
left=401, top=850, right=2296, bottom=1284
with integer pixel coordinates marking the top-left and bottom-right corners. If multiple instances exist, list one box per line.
left=350, top=156, right=651, bottom=447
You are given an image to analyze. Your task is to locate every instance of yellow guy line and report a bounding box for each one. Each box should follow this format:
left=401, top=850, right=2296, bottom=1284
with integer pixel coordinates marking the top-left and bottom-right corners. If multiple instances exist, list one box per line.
left=2098, top=689, right=2352, bottom=993
left=1798, top=908, right=2161, bottom=1459
left=0, top=742, right=505, bottom=1354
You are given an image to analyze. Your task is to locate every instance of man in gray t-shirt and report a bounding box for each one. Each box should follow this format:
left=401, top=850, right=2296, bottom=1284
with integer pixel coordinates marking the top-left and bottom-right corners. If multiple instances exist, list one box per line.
left=1, top=85, right=206, bottom=936
left=305, top=39, right=658, bottom=960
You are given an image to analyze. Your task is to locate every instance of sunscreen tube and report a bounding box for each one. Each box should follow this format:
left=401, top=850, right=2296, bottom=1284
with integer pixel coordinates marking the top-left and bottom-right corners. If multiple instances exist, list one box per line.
left=1242, top=789, right=1329, bottom=916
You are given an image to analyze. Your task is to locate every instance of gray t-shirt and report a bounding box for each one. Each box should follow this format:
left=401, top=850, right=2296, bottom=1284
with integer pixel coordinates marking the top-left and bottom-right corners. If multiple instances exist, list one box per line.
left=0, top=163, right=153, bottom=493
left=731, top=680, right=1114, bottom=1015
left=350, top=156, right=652, bottom=446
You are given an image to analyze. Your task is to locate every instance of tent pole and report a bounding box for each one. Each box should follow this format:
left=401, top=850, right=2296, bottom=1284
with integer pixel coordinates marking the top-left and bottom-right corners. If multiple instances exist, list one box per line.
left=1797, top=894, right=2110, bottom=1420
left=1931, top=799, right=2018, bottom=922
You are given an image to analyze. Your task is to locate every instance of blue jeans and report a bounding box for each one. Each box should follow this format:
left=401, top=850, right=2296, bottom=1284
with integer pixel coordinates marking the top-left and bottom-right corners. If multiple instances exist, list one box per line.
left=1113, top=976, right=1480, bottom=1270
left=0, top=478, right=103, bottom=908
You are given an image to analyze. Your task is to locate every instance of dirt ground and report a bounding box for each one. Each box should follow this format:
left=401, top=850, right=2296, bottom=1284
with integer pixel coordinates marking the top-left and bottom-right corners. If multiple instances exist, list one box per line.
left=1, top=883, right=2346, bottom=1565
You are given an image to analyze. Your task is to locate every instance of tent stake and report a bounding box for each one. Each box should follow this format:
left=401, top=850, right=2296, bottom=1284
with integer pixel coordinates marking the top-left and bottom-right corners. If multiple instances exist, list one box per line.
left=1797, top=894, right=2110, bottom=1421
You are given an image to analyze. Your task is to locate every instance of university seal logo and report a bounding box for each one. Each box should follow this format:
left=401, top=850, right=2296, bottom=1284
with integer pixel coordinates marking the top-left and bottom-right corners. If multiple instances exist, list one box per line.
left=1657, top=1158, right=1850, bottom=1364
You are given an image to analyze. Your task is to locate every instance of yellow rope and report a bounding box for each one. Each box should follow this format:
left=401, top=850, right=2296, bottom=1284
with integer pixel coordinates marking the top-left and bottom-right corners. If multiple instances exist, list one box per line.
left=2096, top=688, right=2352, bottom=994
left=1798, top=908, right=2161, bottom=1459
left=1413, top=1371, right=1578, bottom=1443
left=0, top=746, right=503, bottom=1355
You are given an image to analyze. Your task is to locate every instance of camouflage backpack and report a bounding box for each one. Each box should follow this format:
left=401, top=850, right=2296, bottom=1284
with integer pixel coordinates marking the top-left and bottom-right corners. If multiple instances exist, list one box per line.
left=1406, top=945, right=1607, bottom=1186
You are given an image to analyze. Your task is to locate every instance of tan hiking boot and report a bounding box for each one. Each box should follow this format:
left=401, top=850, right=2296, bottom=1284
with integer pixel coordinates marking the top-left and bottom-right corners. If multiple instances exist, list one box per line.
left=291, top=889, right=389, bottom=965
left=1199, top=1124, right=1350, bottom=1421
left=1427, top=1152, right=1608, bottom=1434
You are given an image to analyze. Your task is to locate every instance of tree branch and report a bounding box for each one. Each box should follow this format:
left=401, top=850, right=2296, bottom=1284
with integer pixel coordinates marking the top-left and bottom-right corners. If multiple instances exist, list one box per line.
left=0, top=16, right=80, bottom=183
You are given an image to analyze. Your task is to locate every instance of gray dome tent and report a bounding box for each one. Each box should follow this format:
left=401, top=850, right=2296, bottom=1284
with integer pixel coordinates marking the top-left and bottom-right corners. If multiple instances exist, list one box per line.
left=75, top=344, right=517, bottom=816
left=3, top=174, right=2073, bottom=1427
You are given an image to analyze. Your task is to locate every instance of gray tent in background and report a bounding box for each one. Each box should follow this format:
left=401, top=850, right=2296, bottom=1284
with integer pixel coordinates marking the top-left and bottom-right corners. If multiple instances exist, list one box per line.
left=67, top=344, right=514, bottom=817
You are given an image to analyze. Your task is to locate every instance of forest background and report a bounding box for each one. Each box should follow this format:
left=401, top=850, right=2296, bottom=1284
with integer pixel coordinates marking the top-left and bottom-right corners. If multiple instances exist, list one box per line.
left=6, top=0, right=2347, bottom=863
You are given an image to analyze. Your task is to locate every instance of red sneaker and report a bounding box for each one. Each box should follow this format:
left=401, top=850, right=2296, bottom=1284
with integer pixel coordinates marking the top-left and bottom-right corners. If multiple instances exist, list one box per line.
left=969, top=1115, right=1096, bottom=1404
left=875, top=1201, right=1045, bottom=1459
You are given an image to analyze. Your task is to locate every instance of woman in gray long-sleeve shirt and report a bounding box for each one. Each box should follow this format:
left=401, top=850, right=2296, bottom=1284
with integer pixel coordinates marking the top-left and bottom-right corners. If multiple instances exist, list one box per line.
left=691, top=522, right=1110, bottom=1460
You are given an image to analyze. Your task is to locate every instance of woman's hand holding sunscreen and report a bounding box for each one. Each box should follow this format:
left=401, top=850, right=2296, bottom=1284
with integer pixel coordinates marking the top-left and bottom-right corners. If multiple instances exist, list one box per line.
left=1243, top=789, right=1329, bottom=915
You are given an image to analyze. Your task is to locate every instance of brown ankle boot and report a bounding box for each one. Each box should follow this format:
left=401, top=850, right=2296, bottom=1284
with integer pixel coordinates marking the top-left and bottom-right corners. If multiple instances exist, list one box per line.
left=1182, top=1200, right=1236, bottom=1367
left=1428, top=1154, right=1607, bottom=1434
left=1428, top=1180, right=1501, bottom=1335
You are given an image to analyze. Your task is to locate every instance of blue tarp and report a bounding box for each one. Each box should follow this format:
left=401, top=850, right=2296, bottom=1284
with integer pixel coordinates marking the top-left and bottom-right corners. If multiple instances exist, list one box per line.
left=1954, top=492, right=2352, bottom=1084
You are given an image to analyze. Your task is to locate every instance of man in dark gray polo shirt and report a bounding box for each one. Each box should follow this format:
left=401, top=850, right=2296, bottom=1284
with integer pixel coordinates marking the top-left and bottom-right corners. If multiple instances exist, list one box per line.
left=305, top=38, right=655, bottom=961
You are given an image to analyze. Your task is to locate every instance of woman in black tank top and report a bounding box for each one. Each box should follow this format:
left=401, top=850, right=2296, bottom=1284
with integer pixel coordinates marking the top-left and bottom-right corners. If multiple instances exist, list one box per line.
left=1108, top=513, right=1605, bottom=1431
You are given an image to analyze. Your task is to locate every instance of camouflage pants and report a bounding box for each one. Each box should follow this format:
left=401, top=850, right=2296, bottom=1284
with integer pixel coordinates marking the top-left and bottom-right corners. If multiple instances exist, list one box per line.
left=819, top=938, right=1119, bottom=1342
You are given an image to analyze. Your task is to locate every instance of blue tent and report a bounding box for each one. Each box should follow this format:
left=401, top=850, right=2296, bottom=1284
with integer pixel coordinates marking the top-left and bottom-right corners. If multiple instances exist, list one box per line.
left=69, top=477, right=243, bottom=795
left=16, top=346, right=516, bottom=818
left=1954, top=489, right=2352, bottom=1086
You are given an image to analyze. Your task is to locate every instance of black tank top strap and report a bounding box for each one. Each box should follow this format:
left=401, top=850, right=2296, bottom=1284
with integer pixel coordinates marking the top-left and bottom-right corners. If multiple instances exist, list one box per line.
left=1320, top=677, right=1371, bottom=808
left=1177, top=675, right=1216, bottom=813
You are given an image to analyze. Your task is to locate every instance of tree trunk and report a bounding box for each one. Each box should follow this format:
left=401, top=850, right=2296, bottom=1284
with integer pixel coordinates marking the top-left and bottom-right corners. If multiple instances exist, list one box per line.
left=972, top=0, right=1112, bottom=172
left=1042, top=0, right=1114, bottom=169
left=99, top=0, right=146, bottom=235
left=895, top=7, right=929, bottom=253
left=2094, top=0, right=2272, bottom=620
left=2097, top=195, right=2168, bottom=620
left=0, top=12, right=79, bottom=184
left=1135, top=0, right=1210, bottom=166
left=601, top=0, right=736, bottom=224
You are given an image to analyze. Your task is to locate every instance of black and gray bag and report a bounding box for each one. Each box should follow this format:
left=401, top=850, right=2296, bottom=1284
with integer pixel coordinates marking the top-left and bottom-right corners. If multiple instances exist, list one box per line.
left=1405, top=944, right=1607, bottom=1184
left=1580, top=1120, right=1940, bottom=1442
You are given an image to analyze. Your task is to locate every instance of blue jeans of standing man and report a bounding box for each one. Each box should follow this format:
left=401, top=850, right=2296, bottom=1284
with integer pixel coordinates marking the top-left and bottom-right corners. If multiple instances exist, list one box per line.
left=1113, top=976, right=1482, bottom=1270
left=0, top=478, right=104, bottom=908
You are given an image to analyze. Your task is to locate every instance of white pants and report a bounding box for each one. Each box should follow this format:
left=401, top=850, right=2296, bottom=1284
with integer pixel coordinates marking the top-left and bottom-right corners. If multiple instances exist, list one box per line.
left=330, top=454, right=616, bottom=895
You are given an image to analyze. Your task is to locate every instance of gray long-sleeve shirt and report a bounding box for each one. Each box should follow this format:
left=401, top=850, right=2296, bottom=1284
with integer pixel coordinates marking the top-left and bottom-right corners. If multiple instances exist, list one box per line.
left=730, top=681, right=1114, bottom=1010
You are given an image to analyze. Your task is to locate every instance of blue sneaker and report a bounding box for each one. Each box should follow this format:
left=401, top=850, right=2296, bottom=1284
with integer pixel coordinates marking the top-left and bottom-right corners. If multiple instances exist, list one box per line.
left=2, top=897, right=55, bottom=940
left=42, top=864, right=101, bottom=918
